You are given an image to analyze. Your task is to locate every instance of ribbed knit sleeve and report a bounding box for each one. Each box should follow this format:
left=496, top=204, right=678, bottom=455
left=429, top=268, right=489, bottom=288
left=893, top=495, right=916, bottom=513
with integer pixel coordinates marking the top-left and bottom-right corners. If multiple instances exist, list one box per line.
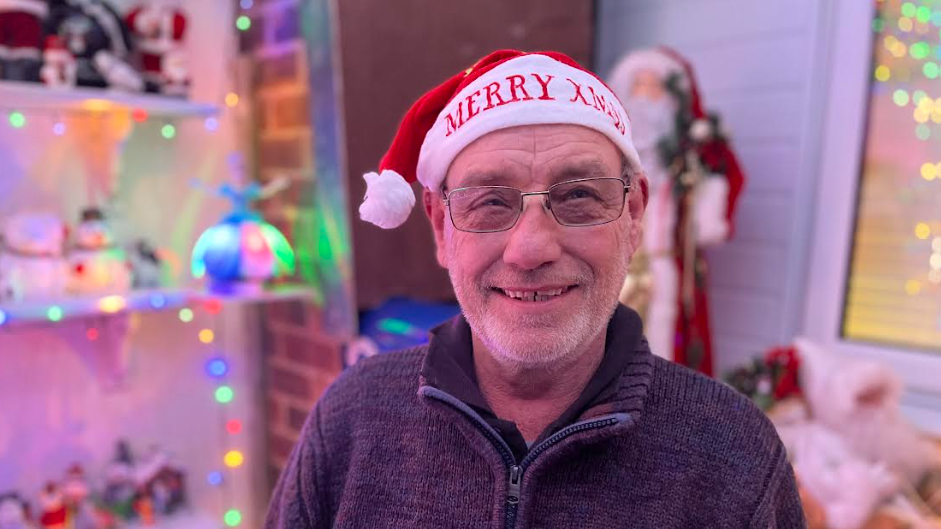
left=749, top=444, right=807, bottom=529
left=264, top=404, right=329, bottom=529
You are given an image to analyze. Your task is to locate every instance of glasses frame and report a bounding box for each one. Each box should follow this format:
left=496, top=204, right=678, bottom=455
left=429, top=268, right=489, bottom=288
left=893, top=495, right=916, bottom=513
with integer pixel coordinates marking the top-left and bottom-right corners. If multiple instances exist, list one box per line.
left=442, top=176, right=631, bottom=233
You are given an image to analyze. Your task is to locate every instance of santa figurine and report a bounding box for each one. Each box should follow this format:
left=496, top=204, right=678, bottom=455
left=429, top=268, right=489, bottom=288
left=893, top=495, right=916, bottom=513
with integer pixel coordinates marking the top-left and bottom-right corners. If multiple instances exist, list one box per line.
left=0, top=493, right=33, bottom=529
left=37, top=484, right=66, bottom=529
left=125, top=2, right=189, bottom=96
left=66, top=208, right=131, bottom=295
left=61, top=465, right=99, bottom=529
left=46, top=0, right=143, bottom=91
left=0, top=0, right=47, bottom=82
left=607, top=47, right=745, bottom=376
left=40, top=35, right=77, bottom=86
left=0, top=212, right=69, bottom=301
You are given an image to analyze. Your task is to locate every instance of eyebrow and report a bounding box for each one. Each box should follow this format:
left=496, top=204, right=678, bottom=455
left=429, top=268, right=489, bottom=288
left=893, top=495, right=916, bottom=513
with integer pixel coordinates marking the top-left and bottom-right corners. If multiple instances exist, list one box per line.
left=548, top=159, right=610, bottom=183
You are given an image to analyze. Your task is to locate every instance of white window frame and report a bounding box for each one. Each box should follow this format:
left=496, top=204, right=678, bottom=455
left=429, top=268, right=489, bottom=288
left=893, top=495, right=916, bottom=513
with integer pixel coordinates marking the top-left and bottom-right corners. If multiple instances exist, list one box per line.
left=803, top=0, right=941, bottom=430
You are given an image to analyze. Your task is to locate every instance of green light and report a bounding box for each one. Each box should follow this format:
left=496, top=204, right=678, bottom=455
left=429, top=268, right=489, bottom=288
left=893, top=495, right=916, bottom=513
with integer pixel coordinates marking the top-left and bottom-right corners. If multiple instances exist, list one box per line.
left=224, top=510, right=242, bottom=527
left=179, top=308, right=194, bottom=322
left=236, top=15, right=251, bottom=31
left=914, top=90, right=928, bottom=105
left=47, top=306, right=63, bottom=322
left=916, top=6, right=931, bottom=23
left=377, top=318, right=415, bottom=336
left=9, top=112, right=25, bottom=129
left=161, top=124, right=176, bottom=139
left=872, top=18, right=885, bottom=33
left=916, top=123, right=931, bottom=140
left=911, top=42, right=930, bottom=59
left=259, top=222, right=296, bottom=276
left=923, top=61, right=939, bottom=79
left=902, top=2, right=917, bottom=18
left=215, top=385, right=234, bottom=403
left=893, top=89, right=910, bottom=106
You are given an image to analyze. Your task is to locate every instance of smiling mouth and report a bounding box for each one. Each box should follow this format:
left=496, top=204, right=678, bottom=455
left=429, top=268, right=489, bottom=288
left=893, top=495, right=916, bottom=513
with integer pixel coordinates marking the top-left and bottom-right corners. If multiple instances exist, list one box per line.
left=493, top=285, right=578, bottom=302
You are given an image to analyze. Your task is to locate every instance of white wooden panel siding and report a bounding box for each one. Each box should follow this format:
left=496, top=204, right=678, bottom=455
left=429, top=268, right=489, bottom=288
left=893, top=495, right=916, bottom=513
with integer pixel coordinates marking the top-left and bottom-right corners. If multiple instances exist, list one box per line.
left=595, top=0, right=831, bottom=373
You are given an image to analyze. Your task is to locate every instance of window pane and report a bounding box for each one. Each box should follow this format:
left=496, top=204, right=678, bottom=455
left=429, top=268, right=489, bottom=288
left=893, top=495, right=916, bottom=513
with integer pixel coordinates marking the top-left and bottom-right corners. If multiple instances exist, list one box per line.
left=842, top=2, right=941, bottom=351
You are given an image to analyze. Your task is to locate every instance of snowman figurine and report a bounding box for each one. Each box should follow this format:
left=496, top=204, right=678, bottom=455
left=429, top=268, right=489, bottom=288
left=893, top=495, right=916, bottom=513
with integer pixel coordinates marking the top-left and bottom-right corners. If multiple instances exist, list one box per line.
left=0, top=212, right=68, bottom=302
left=67, top=208, right=131, bottom=295
left=0, top=494, right=33, bottom=529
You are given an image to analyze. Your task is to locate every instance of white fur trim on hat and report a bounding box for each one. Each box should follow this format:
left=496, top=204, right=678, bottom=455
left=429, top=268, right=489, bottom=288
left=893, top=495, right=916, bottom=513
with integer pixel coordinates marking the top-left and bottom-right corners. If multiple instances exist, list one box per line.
left=416, top=54, right=642, bottom=192
left=359, top=170, right=416, bottom=229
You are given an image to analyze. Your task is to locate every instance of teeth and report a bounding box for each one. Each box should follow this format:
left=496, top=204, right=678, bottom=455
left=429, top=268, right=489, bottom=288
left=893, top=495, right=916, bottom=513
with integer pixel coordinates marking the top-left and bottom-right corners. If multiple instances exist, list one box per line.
left=501, top=287, right=570, bottom=301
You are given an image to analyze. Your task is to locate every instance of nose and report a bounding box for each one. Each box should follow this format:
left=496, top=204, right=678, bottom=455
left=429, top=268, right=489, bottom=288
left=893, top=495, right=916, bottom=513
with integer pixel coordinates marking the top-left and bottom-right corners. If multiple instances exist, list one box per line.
left=502, top=195, right=562, bottom=270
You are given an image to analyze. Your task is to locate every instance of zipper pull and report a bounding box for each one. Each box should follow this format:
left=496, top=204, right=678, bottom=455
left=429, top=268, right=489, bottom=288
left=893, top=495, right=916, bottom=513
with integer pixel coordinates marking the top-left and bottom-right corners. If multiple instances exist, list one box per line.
left=507, top=465, right=521, bottom=505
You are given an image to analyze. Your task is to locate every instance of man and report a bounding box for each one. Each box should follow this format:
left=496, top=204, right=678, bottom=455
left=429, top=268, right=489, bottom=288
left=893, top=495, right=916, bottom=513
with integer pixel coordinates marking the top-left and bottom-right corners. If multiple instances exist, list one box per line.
left=265, top=50, right=804, bottom=528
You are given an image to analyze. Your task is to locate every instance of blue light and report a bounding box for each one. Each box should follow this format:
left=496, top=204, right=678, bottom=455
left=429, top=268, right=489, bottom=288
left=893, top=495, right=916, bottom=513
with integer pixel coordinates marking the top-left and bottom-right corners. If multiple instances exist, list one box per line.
left=150, top=294, right=167, bottom=309
left=207, top=471, right=223, bottom=486
left=204, top=117, right=219, bottom=132
left=206, top=358, right=228, bottom=378
left=239, top=0, right=253, bottom=8
left=0, top=310, right=7, bottom=326
left=53, top=122, right=66, bottom=136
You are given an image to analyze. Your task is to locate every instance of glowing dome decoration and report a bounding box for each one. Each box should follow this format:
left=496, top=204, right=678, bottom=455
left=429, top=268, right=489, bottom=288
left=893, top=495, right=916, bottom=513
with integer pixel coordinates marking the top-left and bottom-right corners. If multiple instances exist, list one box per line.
left=191, top=154, right=296, bottom=293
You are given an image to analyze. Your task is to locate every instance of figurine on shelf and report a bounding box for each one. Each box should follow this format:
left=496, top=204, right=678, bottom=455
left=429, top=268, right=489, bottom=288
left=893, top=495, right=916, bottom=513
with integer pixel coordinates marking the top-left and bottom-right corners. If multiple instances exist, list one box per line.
left=136, top=446, right=186, bottom=515
left=61, top=465, right=100, bottom=529
left=126, top=2, right=189, bottom=96
left=67, top=208, right=131, bottom=295
left=0, top=493, right=33, bottom=529
left=40, top=35, right=77, bottom=87
left=191, top=153, right=296, bottom=294
left=0, top=212, right=69, bottom=302
left=37, top=484, right=66, bottom=529
left=127, top=240, right=165, bottom=289
left=46, top=0, right=143, bottom=91
left=102, top=442, right=136, bottom=521
left=0, top=0, right=47, bottom=82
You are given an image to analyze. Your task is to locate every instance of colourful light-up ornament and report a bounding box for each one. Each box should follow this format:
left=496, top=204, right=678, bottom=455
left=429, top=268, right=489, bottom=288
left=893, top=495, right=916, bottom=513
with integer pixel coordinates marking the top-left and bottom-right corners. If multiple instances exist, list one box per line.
left=191, top=154, right=296, bottom=294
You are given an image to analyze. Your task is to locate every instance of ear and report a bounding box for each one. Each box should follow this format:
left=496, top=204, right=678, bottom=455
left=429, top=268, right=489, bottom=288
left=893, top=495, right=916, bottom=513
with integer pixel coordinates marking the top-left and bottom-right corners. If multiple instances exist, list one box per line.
left=627, top=173, right=649, bottom=250
left=423, top=188, right=449, bottom=268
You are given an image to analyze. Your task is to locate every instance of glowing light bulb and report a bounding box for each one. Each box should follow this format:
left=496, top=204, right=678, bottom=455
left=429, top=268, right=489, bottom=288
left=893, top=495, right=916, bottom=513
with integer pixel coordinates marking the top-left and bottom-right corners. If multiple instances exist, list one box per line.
left=53, top=122, right=66, bottom=136
left=98, top=295, right=126, bottom=314
left=47, top=306, right=63, bottom=322
left=207, top=471, right=223, bottom=486
left=161, top=124, right=176, bottom=139
left=916, top=222, right=931, bottom=239
left=224, top=509, right=242, bottom=527
left=199, top=329, right=215, bottom=344
left=206, top=358, right=228, bottom=378
left=225, top=93, right=240, bottom=107
left=87, top=328, right=99, bottom=341
left=204, top=117, right=219, bottom=132
left=236, top=15, right=251, bottom=31
left=179, top=308, right=194, bottom=323
left=150, top=294, right=167, bottom=308
left=0, top=310, right=7, bottom=326
left=224, top=450, right=244, bottom=468
left=226, top=419, right=242, bottom=434
left=9, top=112, right=26, bottom=128
left=215, top=385, right=234, bottom=403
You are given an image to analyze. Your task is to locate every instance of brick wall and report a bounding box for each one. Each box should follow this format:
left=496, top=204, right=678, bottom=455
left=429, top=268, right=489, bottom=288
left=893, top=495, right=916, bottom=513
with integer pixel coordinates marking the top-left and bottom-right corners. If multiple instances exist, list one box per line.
left=238, top=0, right=347, bottom=487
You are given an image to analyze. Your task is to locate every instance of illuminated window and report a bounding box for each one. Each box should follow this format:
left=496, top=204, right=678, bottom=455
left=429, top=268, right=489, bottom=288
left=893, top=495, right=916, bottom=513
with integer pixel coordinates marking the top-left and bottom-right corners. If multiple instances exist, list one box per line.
left=842, top=2, right=941, bottom=351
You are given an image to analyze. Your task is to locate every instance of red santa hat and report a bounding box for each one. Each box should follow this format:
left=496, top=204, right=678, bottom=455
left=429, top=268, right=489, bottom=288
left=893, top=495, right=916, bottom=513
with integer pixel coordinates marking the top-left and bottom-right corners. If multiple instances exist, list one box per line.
left=360, top=49, right=644, bottom=229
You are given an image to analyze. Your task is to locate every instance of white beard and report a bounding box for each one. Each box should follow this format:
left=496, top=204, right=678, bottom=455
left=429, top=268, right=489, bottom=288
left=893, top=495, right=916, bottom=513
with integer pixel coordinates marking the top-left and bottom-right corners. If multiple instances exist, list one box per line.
left=623, top=95, right=676, bottom=189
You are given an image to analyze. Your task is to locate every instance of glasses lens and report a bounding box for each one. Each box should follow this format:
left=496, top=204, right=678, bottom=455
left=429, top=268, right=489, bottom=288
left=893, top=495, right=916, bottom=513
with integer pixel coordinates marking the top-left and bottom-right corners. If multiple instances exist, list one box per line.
left=448, top=187, right=523, bottom=232
left=549, top=178, right=625, bottom=226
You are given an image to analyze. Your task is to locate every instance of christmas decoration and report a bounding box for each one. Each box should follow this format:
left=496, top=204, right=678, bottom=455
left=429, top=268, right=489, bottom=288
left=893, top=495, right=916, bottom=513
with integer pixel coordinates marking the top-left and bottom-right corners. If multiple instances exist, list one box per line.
left=0, top=493, right=33, bottom=529
left=40, top=35, right=77, bottom=87
left=46, top=0, right=143, bottom=91
left=66, top=208, right=131, bottom=295
left=37, top=484, right=66, bottom=529
left=725, top=339, right=941, bottom=529
left=0, top=0, right=47, bottom=82
left=358, top=49, right=641, bottom=230
left=0, top=212, right=68, bottom=302
left=126, top=2, right=190, bottom=96
left=608, top=47, right=745, bottom=376
left=191, top=154, right=296, bottom=294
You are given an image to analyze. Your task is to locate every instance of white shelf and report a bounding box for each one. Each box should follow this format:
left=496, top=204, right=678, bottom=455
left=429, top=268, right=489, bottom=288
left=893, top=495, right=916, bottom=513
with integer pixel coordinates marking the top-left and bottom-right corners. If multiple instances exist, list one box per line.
left=0, top=285, right=315, bottom=327
left=0, top=81, right=219, bottom=118
left=125, top=512, right=222, bottom=529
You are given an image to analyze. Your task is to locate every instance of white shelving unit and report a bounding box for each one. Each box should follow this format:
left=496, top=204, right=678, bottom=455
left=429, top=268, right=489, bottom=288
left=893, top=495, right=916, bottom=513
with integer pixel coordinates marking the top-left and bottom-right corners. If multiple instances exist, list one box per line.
left=0, top=81, right=219, bottom=117
left=0, top=285, right=316, bottom=328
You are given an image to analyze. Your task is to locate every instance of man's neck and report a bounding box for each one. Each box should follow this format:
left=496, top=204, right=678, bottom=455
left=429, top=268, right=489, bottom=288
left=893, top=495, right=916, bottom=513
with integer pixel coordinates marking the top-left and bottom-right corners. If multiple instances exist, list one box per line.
left=471, top=331, right=607, bottom=443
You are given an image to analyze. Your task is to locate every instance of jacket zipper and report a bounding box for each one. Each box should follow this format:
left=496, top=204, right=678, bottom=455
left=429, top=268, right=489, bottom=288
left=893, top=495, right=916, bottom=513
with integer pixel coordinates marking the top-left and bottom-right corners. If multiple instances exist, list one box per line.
left=420, top=386, right=629, bottom=529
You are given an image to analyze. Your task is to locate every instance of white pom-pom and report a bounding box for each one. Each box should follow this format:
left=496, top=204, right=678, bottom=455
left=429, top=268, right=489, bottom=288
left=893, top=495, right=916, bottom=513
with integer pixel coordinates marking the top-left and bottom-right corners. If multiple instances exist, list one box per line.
left=689, top=118, right=713, bottom=142
left=359, top=170, right=416, bottom=229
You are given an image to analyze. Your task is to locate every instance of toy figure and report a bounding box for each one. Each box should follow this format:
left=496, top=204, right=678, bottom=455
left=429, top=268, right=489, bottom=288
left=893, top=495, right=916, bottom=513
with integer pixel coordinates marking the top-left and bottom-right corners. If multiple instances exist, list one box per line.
left=126, top=2, right=189, bottom=96
left=0, top=493, right=33, bottom=529
left=0, top=0, right=47, bottom=81
left=37, top=484, right=66, bottom=529
left=67, top=208, right=131, bottom=295
left=0, top=212, right=68, bottom=301
left=40, top=35, right=77, bottom=86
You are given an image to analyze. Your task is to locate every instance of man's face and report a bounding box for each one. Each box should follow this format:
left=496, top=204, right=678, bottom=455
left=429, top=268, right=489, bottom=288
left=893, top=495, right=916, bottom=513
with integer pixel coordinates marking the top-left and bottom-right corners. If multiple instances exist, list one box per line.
left=425, top=124, right=648, bottom=368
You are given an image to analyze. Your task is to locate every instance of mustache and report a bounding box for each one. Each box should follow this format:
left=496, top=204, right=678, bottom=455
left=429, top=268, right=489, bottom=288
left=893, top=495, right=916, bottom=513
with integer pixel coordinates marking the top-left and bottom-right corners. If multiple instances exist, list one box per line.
left=479, top=266, right=593, bottom=290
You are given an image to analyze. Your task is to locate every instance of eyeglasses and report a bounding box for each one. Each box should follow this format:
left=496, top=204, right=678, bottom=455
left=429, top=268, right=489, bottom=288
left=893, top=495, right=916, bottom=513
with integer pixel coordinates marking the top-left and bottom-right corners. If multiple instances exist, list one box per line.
left=443, top=177, right=630, bottom=233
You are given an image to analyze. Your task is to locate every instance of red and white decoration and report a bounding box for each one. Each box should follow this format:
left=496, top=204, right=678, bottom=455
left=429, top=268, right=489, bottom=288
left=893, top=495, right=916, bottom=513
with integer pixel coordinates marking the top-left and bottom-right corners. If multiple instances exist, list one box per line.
left=608, top=47, right=745, bottom=375
left=359, top=49, right=642, bottom=229
left=0, top=0, right=47, bottom=81
left=40, top=35, right=77, bottom=87
left=126, top=2, right=190, bottom=96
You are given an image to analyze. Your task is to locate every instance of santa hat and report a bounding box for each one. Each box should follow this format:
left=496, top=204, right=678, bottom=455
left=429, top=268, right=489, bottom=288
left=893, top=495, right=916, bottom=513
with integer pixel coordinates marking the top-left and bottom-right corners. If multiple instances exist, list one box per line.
left=608, top=46, right=744, bottom=234
left=360, top=49, right=643, bottom=229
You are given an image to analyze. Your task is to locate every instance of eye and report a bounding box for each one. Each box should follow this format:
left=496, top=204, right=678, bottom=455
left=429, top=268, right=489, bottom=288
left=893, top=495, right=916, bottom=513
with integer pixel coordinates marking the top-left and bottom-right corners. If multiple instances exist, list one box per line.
left=561, top=187, right=600, bottom=200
